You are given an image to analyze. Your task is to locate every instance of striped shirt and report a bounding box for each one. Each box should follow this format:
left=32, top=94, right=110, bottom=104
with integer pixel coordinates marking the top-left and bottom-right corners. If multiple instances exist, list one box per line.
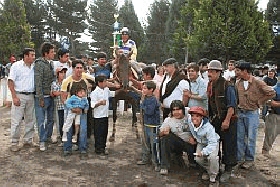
left=116, top=39, right=137, bottom=61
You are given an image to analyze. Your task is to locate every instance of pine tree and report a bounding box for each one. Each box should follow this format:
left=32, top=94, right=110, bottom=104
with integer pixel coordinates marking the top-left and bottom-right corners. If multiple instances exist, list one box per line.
left=165, top=0, right=187, bottom=64
left=23, top=0, right=46, bottom=57
left=265, top=0, right=280, bottom=61
left=88, top=0, right=117, bottom=58
left=48, top=0, right=88, bottom=55
left=0, top=0, right=33, bottom=61
left=118, top=0, right=144, bottom=61
left=179, top=0, right=272, bottom=63
left=143, top=0, right=169, bottom=64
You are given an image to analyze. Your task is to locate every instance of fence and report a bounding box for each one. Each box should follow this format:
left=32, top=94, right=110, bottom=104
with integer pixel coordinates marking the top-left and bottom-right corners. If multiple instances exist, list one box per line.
left=0, top=78, right=12, bottom=107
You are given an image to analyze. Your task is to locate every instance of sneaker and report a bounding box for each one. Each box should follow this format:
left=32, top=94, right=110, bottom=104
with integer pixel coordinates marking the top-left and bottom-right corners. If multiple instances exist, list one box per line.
left=220, top=171, right=231, bottom=183
left=160, top=169, right=168, bottom=175
left=80, top=150, right=87, bottom=154
left=209, top=181, right=218, bottom=187
left=209, top=175, right=216, bottom=183
left=241, top=161, right=254, bottom=169
left=72, top=135, right=78, bottom=143
left=155, top=165, right=161, bottom=172
left=22, top=142, right=38, bottom=148
left=202, top=172, right=210, bottom=181
left=47, top=137, right=57, bottom=144
left=72, top=144, right=79, bottom=151
left=62, top=132, right=67, bottom=142
left=10, top=145, right=20, bottom=152
left=39, top=142, right=46, bottom=151
left=137, top=160, right=147, bottom=165
left=262, top=149, right=270, bottom=157
left=58, top=142, right=63, bottom=147
left=103, top=149, right=109, bottom=155
left=63, top=151, right=72, bottom=156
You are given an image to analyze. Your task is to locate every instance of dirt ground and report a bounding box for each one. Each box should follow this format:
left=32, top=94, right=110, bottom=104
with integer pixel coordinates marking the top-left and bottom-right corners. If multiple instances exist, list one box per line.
left=0, top=106, right=279, bottom=186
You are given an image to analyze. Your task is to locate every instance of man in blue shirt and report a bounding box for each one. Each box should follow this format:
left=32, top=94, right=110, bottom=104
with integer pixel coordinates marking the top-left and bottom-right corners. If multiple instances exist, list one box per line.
left=94, top=52, right=111, bottom=78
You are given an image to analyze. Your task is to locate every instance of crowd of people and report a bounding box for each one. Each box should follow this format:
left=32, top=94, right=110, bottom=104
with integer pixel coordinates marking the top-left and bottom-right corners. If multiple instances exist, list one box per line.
left=5, top=27, right=280, bottom=186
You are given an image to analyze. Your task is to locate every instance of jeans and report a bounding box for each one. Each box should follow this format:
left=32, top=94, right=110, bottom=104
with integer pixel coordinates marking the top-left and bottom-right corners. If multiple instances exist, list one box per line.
left=237, top=109, right=259, bottom=161
left=141, top=125, right=160, bottom=165
left=63, top=112, right=87, bottom=152
left=35, top=97, right=54, bottom=143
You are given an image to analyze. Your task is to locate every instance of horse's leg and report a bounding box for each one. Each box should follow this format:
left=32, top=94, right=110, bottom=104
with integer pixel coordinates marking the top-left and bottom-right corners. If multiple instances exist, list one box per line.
left=109, top=96, right=118, bottom=142
left=128, top=96, right=140, bottom=139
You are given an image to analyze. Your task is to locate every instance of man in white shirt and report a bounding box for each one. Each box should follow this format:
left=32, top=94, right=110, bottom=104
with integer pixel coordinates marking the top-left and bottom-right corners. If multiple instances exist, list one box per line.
left=160, top=58, right=190, bottom=120
left=8, top=48, right=36, bottom=152
left=53, top=48, right=71, bottom=78
left=223, top=60, right=236, bottom=82
left=198, top=58, right=210, bottom=82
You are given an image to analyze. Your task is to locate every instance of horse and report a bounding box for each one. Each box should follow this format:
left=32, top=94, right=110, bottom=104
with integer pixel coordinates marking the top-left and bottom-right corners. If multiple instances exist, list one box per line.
left=108, top=53, right=141, bottom=142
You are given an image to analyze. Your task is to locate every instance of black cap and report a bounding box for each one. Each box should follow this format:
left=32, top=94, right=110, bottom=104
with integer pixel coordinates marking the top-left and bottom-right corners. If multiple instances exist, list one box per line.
left=162, top=58, right=177, bottom=66
left=235, top=60, right=251, bottom=70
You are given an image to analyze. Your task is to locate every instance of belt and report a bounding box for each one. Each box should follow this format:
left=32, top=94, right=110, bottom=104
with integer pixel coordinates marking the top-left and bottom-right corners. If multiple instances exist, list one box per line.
left=268, top=110, right=280, bottom=115
left=237, top=108, right=256, bottom=113
left=16, top=91, right=35, bottom=95
left=144, top=124, right=159, bottom=128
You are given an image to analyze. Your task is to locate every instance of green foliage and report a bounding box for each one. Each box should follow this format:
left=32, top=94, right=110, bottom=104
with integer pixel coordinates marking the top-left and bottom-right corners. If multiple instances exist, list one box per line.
left=265, top=0, right=280, bottom=62
left=118, top=0, right=144, bottom=61
left=164, top=0, right=187, bottom=64
left=49, top=0, right=88, bottom=55
left=23, top=0, right=46, bottom=57
left=142, top=0, right=170, bottom=64
left=88, top=0, right=117, bottom=58
left=178, top=0, right=272, bottom=63
left=0, top=0, right=33, bottom=62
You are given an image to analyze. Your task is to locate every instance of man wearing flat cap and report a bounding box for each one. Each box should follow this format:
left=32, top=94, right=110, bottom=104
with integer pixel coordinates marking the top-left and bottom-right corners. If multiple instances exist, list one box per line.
left=159, top=58, right=190, bottom=120
left=235, top=60, right=276, bottom=169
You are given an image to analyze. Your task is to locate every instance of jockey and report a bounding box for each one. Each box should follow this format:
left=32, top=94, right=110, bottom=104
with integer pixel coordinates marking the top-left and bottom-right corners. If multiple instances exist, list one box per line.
left=114, top=27, right=137, bottom=62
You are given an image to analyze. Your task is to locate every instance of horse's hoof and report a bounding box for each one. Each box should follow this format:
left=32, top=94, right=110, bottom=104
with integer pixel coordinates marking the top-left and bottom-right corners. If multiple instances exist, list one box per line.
left=109, top=136, right=115, bottom=142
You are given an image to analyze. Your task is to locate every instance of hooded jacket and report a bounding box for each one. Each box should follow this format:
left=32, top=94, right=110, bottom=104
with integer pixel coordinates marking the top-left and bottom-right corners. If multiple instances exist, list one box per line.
left=187, top=116, right=220, bottom=156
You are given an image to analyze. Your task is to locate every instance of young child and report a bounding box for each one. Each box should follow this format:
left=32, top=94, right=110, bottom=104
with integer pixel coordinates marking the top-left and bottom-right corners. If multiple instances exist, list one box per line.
left=90, top=75, right=111, bottom=155
left=62, top=86, right=89, bottom=143
left=187, top=106, right=220, bottom=184
left=137, top=81, right=161, bottom=171
left=51, top=67, right=67, bottom=146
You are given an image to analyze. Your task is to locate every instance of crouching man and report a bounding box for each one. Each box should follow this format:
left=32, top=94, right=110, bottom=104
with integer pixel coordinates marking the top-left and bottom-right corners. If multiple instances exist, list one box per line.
left=187, top=106, right=220, bottom=185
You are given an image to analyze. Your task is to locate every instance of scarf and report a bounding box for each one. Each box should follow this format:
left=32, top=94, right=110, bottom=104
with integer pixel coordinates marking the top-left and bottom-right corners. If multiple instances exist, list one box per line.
left=160, top=70, right=185, bottom=103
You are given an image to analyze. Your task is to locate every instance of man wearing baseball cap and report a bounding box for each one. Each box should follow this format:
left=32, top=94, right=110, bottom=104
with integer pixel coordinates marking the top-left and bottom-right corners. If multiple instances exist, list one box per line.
left=114, top=27, right=137, bottom=61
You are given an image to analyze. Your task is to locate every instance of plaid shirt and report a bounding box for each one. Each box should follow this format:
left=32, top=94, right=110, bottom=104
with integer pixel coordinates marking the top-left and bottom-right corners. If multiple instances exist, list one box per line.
left=51, top=81, right=64, bottom=110
left=236, top=75, right=276, bottom=110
